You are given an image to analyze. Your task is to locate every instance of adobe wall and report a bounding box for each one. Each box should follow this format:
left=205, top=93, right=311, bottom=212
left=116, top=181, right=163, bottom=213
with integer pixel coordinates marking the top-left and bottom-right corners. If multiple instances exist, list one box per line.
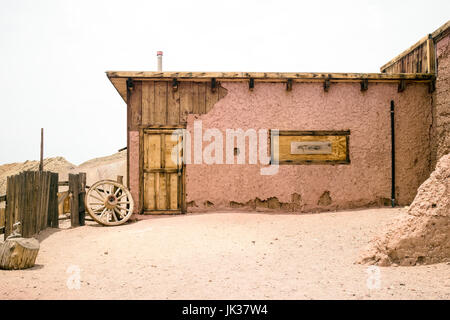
left=432, top=33, right=450, bottom=167
left=184, top=81, right=432, bottom=213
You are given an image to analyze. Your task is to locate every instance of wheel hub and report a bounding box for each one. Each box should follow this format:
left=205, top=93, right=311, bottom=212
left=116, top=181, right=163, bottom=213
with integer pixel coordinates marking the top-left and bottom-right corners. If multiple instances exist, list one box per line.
left=105, top=195, right=117, bottom=209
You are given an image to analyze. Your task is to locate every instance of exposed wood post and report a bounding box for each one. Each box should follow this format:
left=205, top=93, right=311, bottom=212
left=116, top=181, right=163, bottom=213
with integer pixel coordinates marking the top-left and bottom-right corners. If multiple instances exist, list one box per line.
left=324, top=79, right=330, bottom=92
left=78, top=173, right=86, bottom=226
left=429, top=78, right=436, bottom=93
left=286, top=79, right=293, bottom=91
left=172, top=78, right=178, bottom=91
left=39, top=128, right=44, bottom=172
left=360, top=79, right=368, bottom=91
left=398, top=80, right=406, bottom=92
left=211, top=78, right=217, bottom=93
left=69, top=174, right=79, bottom=228
left=249, top=78, right=254, bottom=91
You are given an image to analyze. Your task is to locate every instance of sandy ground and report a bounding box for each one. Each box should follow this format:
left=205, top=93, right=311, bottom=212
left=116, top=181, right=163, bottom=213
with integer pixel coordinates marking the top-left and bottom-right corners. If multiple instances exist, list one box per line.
left=1, top=208, right=449, bottom=300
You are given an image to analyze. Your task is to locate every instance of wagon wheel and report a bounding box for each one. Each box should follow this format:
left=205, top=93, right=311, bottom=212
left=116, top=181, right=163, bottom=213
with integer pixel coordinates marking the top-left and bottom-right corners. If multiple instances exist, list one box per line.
left=85, top=180, right=134, bottom=226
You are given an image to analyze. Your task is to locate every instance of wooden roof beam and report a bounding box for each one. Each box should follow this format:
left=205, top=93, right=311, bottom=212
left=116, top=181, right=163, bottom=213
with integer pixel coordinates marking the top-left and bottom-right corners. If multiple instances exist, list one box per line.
left=107, top=71, right=433, bottom=81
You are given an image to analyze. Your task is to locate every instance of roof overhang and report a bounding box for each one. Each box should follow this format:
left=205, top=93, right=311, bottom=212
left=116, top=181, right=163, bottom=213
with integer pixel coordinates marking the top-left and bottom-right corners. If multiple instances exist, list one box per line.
left=106, top=71, right=434, bottom=103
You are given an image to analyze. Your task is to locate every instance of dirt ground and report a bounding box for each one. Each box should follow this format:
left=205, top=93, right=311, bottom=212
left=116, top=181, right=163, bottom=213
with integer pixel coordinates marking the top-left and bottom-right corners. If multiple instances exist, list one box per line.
left=1, top=208, right=449, bottom=300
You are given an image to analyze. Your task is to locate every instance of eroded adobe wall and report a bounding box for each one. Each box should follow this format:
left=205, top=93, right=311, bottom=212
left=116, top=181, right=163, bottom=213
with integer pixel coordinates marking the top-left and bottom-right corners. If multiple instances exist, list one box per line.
left=185, top=81, right=432, bottom=213
left=433, top=33, right=450, bottom=166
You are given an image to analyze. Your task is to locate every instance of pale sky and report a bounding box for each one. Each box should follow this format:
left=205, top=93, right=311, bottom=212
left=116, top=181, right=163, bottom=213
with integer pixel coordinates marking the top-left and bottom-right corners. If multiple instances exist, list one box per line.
left=0, top=0, right=448, bottom=165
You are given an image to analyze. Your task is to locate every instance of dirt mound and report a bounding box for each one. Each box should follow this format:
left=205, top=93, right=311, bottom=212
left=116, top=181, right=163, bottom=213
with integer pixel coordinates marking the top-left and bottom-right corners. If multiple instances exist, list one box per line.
left=0, top=157, right=76, bottom=194
left=75, top=150, right=127, bottom=187
left=358, top=153, right=450, bottom=266
left=77, top=150, right=126, bottom=168
left=0, top=151, right=128, bottom=195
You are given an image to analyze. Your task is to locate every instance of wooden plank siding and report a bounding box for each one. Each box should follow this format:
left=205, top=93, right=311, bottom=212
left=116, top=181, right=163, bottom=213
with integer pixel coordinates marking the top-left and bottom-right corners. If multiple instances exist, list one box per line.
left=381, top=39, right=434, bottom=74
left=380, top=21, right=450, bottom=74
left=128, top=80, right=227, bottom=128
left=127, top=80, right=227, bottom=214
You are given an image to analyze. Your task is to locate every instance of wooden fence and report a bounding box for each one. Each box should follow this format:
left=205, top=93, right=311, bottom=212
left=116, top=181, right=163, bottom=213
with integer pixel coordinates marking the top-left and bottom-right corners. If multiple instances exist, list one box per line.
left=2, top=171, right=59, bottom=238
left=0, top=172, right=123, bottom=237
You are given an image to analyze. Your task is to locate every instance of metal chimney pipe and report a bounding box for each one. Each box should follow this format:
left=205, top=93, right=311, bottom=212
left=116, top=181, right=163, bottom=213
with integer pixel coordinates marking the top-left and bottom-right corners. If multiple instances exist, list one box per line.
left=157, top=51, right=163, bottom=71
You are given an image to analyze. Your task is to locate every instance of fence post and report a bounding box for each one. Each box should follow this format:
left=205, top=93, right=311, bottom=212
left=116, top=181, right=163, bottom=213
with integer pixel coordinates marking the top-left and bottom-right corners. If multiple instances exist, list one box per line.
left=78, top=173, right=86, bottom=226
left=69, top=174, right=80, bottom=228
left=17, top=173, right=26, bottom=237
left=48, top=172, right=59, bottom=228
left=22, top=171, right=34, bottom=238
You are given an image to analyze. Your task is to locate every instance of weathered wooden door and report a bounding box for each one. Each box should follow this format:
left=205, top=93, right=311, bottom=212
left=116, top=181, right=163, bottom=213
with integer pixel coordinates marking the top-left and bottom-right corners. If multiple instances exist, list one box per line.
left=142, top=128, right=184, bottom=214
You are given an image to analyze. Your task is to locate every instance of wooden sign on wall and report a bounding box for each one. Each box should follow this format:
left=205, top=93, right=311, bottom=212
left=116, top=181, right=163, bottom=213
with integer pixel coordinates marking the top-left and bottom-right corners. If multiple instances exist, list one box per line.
left=271, top=130, right=350, bottom=164
left=290, top=141, right=333, bottom=155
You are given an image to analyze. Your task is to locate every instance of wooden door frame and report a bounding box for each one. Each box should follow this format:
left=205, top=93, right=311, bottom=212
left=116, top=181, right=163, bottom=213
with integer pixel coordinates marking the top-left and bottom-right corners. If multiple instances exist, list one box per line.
left=139, top=126, right=186, bottom=214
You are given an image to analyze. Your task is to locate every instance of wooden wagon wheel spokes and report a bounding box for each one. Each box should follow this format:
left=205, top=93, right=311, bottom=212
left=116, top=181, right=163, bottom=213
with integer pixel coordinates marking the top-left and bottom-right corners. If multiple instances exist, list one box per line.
left=85, top=180, right=134, bottom=226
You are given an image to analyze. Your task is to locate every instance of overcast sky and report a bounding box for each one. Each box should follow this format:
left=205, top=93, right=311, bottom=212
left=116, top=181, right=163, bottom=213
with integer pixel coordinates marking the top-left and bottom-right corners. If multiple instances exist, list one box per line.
left=0, top=0, right=448, bottom=165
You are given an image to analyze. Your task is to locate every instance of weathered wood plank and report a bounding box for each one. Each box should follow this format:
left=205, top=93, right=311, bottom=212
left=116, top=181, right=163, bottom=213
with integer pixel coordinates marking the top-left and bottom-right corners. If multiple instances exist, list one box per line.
left=167, top=83, right=180, bottom=125
left=191, top=82, right=200, bottom=114
left=427, top=38, right=435, bottom=74
left=17, top=173, right=25, bottom=237
left=69, top=174, right=80, bottom=228
left=272, top=132, right=350, bottom=164
left=42, top=172, right=51, bottom=232
left=197, top=82, right=206, bottom=114
left=179, top=81, right=193, bottom=124
left=205, top=82, right=219, bottom=113
left=78, top=172, right=86, bottom=226
left=142, top=81, right=155, bottom=125
left=23, top=171, right=34, bottom=238
left=107, top=71, right=434, bottom=80
left=48, top=172, right=59, bottom=228
left=129, top=81, right=142, bottom=130
left=0, top=211, right=4, bottom=235
left=5, top=176, right=13, bottom=239
left=155, top=81, right=167, bottom=125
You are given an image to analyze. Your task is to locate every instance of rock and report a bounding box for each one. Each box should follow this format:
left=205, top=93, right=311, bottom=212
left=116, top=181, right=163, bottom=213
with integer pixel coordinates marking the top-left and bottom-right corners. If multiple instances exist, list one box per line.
left=358, top=153, right=450, bottom=266
left=0, top=237, right=40, bottom=270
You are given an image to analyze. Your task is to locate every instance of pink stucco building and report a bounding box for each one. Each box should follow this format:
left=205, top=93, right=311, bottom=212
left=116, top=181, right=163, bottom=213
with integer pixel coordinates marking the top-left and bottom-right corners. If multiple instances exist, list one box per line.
left=106, top=21, right=449, bottom=216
